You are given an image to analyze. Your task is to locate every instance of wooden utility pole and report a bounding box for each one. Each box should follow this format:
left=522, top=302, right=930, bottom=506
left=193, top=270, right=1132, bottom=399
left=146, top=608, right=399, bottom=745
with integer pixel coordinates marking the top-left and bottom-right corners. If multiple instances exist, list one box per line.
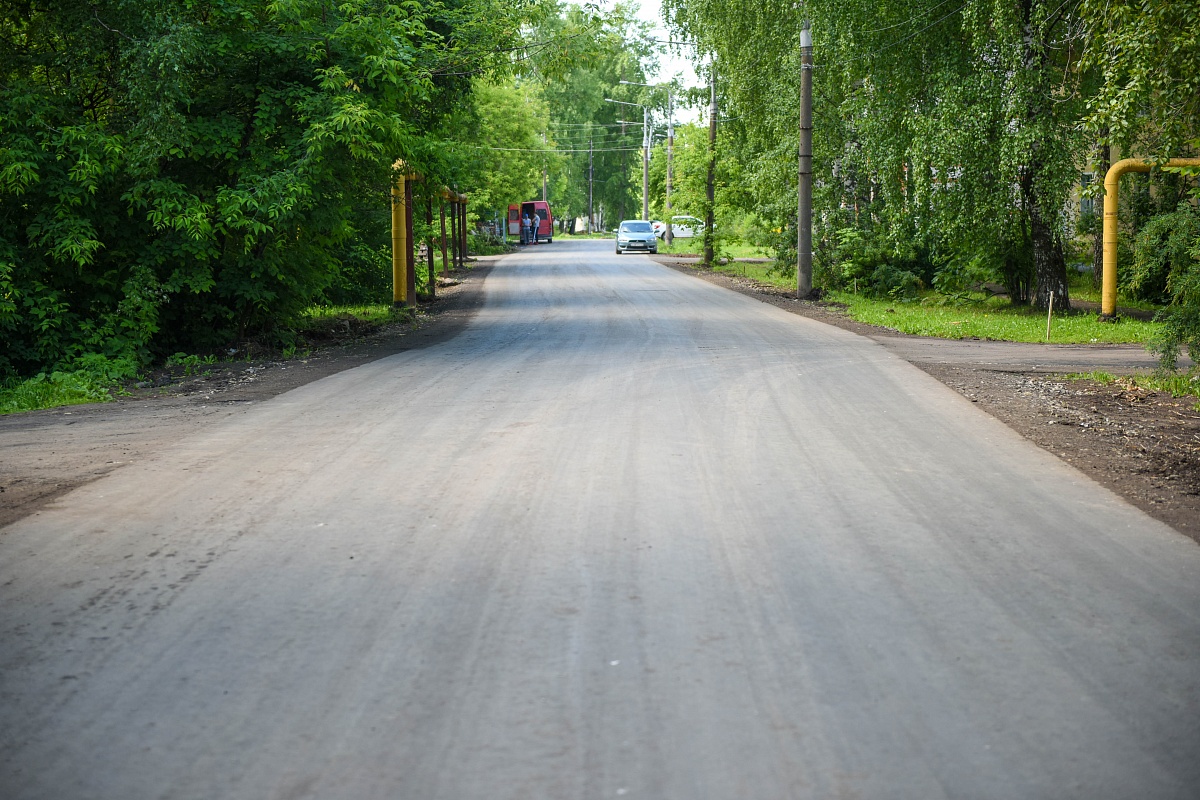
left=797, top=21, right=814, bottom=298
left=439, top=193, right=449, bottom=277
left=426, top=196, right=436, bottom=300
left=459, top=198, right=468, bottom=264
left=404, top=177, right=416, bottom=304
left=449, top=196, right=459, bottom=269
left=704, top=60, right=717, bottom=267
left=588, top=139, right=594, bottom=233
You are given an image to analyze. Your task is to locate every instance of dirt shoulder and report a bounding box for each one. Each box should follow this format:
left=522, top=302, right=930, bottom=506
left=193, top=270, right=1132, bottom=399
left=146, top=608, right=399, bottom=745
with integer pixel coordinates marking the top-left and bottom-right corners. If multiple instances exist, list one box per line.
left=5, top=252, right=1199, bottom=545
left=0, top=257, right=500, bottom=530
left=654, top=256, right=1200, bottom=545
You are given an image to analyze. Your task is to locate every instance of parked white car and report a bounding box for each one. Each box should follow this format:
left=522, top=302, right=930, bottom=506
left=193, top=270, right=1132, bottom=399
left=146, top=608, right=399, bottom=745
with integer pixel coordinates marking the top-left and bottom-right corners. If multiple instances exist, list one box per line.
left=652, top=216, right=705, bottom=239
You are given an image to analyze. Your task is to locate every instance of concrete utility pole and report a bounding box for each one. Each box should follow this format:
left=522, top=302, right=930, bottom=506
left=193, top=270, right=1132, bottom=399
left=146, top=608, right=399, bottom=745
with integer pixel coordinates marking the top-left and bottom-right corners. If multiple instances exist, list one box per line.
left=643, top=106, right=651, bottom=220
left=665, top=88, right=674, bottom=246
left=797, top=21, right=814, bottom=298
left=588, top=138, right=594, bottom=234
left=704, top=58, right=717, bottom=267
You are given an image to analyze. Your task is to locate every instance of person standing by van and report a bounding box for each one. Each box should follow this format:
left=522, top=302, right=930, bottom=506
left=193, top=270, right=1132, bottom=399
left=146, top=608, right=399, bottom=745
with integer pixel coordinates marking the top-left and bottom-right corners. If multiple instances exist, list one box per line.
left=532, top=210, right=541, bottom=244
left=521, top=211, right=531, bottom=245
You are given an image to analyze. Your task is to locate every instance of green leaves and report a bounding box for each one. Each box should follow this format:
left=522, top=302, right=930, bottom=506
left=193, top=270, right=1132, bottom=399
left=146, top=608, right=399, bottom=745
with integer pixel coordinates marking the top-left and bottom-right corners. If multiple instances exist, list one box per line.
left=0, top=0, right=540, bottom=377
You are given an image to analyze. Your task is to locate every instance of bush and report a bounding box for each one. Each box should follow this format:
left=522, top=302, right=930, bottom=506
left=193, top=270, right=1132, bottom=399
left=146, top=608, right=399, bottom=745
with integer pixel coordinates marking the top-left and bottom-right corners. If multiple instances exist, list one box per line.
left=1143, top=203, right=1200, bottom=370
left=1128, top=203, right=1200, bottom=303
left=0, top=354, right=136, bottom=414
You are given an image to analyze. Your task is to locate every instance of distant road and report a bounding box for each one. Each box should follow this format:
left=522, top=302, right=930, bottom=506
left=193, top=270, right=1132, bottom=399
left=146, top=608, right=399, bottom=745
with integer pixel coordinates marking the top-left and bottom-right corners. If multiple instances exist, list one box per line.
left=3, top=239, right=1198, bottom=799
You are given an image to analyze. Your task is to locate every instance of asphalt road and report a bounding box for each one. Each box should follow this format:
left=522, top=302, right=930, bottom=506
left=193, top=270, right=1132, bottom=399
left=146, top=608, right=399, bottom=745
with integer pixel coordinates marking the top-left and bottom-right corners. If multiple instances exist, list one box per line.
left=3, top=239, right=1199, bottom=799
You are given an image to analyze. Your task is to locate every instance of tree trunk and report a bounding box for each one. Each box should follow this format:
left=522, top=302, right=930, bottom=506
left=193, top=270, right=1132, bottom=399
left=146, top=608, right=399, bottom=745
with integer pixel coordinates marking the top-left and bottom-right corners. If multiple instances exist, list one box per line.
left=1092, top=138, right=1110, bottom=290
left=1020, top=0, right=1070, bottom=312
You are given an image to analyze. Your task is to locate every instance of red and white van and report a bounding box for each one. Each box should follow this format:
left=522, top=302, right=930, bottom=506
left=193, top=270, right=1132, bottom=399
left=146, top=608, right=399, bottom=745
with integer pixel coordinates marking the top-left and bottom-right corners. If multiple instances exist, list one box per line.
left=507, top=201, right=553, bottom=244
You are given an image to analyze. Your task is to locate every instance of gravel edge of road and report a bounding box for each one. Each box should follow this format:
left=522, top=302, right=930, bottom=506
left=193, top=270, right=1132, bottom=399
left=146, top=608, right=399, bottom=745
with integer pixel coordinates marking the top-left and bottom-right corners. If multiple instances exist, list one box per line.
left=0, top=257, right=502, bottom=530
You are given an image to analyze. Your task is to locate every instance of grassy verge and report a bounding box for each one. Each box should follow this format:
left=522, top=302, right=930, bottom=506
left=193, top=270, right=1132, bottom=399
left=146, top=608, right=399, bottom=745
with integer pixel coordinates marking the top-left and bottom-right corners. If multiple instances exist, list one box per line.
left=299, top=303, right=397, bottom=327
left=1064, top=370, right=1200, bottom=411
left=710, top=260, right=794, bottom=288
left=827, top=291, right=1157, bottom=344
left=0, top=356, right=137, bottom=415
left=688, top=260, right=1159, bottom=344
left=0, top=305, right=414, bottom=415
left=657, top=239, right=769, bottom=258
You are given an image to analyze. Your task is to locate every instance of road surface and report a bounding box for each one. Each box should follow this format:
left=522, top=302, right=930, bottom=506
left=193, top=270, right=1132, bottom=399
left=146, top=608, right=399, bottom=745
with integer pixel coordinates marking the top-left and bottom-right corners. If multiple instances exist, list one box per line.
left=3, top=239, right=1199, bottom=799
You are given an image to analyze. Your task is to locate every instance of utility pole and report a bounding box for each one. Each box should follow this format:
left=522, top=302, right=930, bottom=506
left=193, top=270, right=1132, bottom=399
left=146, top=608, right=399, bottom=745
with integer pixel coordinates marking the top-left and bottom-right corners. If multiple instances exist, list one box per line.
left=619, top=119, right=627, bottom=222
left=665, top=89, right=674, bottom=246
left=588, top=138, right=594, bottom=234
left=542, top=131, right=548, bottom=202
left=642, top=106, right=651, bottom=220
left=704, top=59, right=717, bottom=267
left=797, top=20, right=814, bottom=298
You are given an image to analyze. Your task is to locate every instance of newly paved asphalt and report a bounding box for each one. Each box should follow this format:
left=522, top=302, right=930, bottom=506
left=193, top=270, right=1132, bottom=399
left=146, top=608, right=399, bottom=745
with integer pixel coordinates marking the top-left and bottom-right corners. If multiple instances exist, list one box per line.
left=2, top=239, right=1198, bottom=799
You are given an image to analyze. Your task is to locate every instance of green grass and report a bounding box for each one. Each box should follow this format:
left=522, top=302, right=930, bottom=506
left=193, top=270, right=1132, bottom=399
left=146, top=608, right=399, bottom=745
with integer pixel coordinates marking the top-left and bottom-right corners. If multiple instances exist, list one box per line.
left=712, top=260, right=795, bottom=288
left=828, top=291, right=1157, bottom=344
left=1063, top=370, right=1200, bottom=410
left=657, top=239, right=769, bottom=258
left=299, top=303, right=396, bottom=327
left=685, top=260, right=1161, bottom=344
left=0, top=369, right=119, bottom=415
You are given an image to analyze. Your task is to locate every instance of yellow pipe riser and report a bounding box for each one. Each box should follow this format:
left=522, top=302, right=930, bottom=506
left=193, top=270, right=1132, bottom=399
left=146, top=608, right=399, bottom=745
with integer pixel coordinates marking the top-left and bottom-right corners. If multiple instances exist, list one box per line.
left=392, top=175, right=408, bottom=306
left=1102, top=157, right=1200, bottom=317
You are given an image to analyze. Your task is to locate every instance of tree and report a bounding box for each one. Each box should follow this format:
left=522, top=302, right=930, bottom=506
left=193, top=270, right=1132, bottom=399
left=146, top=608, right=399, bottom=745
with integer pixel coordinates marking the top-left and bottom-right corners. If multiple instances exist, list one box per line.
left=665, top=0, right=1086, bottom=309
left=0, top=0, right=543, bottom=376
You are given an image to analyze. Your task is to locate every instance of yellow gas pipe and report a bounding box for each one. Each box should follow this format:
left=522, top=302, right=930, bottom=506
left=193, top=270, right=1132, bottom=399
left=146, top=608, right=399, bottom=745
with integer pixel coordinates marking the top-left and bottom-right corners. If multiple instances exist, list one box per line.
left=1102, top=158, right=1200, bottom=317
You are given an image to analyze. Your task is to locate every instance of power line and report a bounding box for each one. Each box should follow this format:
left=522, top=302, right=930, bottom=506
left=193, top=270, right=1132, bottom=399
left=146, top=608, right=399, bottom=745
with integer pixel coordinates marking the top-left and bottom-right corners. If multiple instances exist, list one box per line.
left=465, top=145, right=644, bottom=153
left=850, top=0, right=958, bottom=35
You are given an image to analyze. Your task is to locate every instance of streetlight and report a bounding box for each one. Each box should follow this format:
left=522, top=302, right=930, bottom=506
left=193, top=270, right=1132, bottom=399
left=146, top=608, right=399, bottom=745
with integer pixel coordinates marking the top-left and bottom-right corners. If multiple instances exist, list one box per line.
left=604, top=98, right=651, bottom=222
left=621, top=80, right=674, bottom=245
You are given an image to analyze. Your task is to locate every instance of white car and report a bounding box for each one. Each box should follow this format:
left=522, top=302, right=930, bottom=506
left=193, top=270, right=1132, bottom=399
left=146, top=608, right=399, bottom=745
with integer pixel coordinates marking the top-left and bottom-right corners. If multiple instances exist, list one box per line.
left=652, top=216, right=705, bottom=239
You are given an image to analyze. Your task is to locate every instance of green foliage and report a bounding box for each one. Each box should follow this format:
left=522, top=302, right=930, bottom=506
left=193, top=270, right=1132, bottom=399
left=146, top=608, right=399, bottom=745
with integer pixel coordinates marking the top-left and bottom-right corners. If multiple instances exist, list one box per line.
left=0, top=0, right=544, bottom=382
left=533, top=4, right=657, bottom=227
left=1079, top=0, right=1200, bottom=158
left=0, top=353, right=137, bottom=414
left=1128, top=204, right=1200, bottom=303
left=665, top=0, right=1085, bottom=309
left=1146, top=206, right=1200, bottom=369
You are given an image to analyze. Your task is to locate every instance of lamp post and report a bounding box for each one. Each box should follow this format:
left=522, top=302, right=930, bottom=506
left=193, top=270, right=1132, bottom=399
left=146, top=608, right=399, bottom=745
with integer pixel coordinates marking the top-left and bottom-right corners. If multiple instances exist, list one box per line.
left=620, top=80, right=674, bottom=244
left=604, top=98, right=651, bottom=221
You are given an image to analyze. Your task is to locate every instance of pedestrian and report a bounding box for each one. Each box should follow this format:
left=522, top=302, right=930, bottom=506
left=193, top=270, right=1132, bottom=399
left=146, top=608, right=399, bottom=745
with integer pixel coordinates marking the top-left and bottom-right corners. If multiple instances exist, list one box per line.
left=521, top=211, right=531, bottom=245
left=532, top=210, right=541, bottom=244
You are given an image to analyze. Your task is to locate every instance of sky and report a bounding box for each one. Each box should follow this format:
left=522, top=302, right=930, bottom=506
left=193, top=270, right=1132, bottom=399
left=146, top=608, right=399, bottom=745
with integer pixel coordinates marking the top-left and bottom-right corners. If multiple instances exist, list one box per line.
left=616, top=0, right=704, bottom=122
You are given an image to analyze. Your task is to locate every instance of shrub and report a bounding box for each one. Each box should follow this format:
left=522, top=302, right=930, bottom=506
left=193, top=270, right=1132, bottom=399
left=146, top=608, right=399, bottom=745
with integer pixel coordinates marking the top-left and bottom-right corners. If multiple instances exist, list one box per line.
left=1143, top=203, right=1200, bottom=370
left=1128, top=203, right=1200, bottom=303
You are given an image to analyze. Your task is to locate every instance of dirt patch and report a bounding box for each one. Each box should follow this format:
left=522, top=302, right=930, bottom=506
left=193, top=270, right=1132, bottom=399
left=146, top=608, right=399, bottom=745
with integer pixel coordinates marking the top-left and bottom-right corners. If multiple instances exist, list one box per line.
left=656, top=257, right=1200, bottom=545
left=0, top=259, right=498, bottom=530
